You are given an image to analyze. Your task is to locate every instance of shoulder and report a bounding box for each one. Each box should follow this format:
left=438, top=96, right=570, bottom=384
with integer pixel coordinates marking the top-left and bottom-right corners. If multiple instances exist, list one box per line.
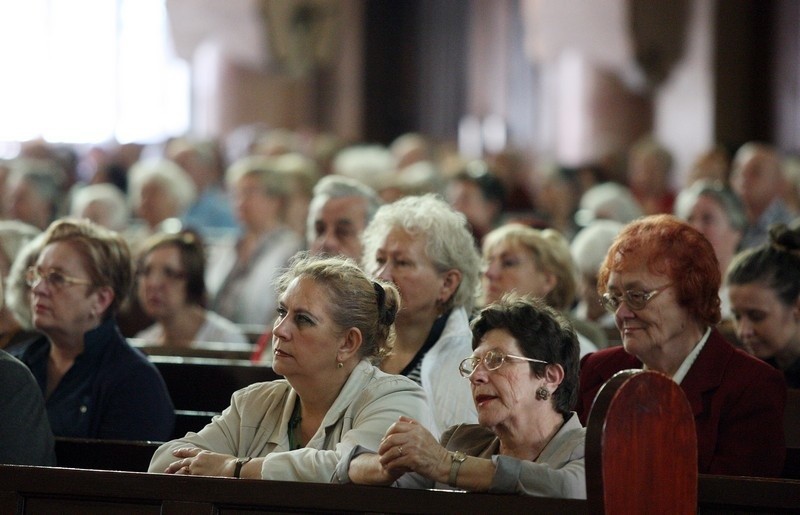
left=0, top=350, right=34, bottom=382
left=233, top=379, right=292, bottom=404
left=580, top=346, right=639, bottom=379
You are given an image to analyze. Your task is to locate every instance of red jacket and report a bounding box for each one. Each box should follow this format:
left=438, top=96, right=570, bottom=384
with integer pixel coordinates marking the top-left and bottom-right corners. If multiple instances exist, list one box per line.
left=577, top=329, right=786, bottom=477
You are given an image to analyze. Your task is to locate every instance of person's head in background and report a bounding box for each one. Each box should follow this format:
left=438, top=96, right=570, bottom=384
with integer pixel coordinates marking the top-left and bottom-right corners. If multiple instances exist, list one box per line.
left=307, top=175, right=382, bottom=261
left=481, top=223, right=575, bottom=311
left=165, top=137, right=226, bottom=193
left=686, top=145, right=731, bottom=188
left=225, top=155, right=292, bottom=234
left=445, top=160, right=505, bottom=245
left=0, top=222, right=42, bottom=351
left=6, top=232, right=45, bottom=333
left=726, top=222, right=800, bottom=374
left=273, top=153, right=320, bottom=239
left=69, top=183, right=130, bottom=233
left=730, top=142, right=785, bottom=224
left=4, top=158, right=67, bottom=230
left=626, top=137, right=675, bottom=215
left=136, top=231, right=207, bottom=321
left=570, top=219, right=624, bottom=327
left=675, top=180, right=746, bottom=280
left=128, top=158, right=196, bottom=231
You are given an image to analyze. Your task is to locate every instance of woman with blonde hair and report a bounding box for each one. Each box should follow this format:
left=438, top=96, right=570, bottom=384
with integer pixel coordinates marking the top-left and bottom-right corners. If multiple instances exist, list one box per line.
left=150, top=253, right=433, bottom=481
left=482, top=223, right=604, bottom=354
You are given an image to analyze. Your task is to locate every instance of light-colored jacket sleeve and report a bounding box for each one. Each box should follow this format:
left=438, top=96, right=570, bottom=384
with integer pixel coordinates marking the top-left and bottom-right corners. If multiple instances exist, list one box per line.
left=490, top=418, right=587, bottom=499
left=261, top=374, right=434, bottom=482
left=420, top=308, right=477, bottom=435
left=148, top=381, right=283, bottom=473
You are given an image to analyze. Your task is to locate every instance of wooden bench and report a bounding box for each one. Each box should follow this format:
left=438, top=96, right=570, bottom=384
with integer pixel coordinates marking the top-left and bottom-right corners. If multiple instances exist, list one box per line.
left=149, top=356, right=281, bottom=413
left=0, top=369, right=698, bottom=514
left=131, top=338, right=256, bottom=361
left=54, top=437, right=160, bottom=473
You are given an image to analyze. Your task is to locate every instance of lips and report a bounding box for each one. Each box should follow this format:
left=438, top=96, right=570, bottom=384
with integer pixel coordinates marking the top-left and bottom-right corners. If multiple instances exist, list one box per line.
left=474, top=394, right=497, bottom=407
left=273, top=347, right=292, bottom=359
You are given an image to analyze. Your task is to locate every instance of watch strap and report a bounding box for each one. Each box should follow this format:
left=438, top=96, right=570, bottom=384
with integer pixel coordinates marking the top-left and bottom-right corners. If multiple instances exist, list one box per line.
left=234, top=456, right=253, bottom=478
left=448, top=451, right=467, bottom=487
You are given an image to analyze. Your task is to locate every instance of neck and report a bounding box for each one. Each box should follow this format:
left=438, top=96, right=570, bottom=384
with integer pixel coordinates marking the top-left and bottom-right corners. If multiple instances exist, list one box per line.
left=774, top=338, right=800, bottom=370
left=639, top=324, right=706, bottom=377
left=160, top=306, right=206, bottom=347
left=393, top=310, right=440, bottom=354
left=291, top=362, right=354, bottom=421
left=497, top=409, right=565, bottom=461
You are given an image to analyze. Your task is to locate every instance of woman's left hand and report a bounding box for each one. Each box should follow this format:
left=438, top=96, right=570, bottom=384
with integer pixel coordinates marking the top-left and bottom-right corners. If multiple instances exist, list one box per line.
left=377, top=416, right=451, bottom=482
left=164, top=447, right=237, bottom=476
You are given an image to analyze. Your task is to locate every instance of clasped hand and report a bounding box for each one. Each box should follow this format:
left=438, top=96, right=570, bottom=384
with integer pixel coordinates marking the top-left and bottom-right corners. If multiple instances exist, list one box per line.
left=377, top=416, right=450, bottom=481
left=165, top=447, right=237, bottom=476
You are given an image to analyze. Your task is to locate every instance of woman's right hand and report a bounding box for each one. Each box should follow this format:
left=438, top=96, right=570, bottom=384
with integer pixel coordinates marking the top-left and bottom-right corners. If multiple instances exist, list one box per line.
left=377, top=416, right=451, bottom=483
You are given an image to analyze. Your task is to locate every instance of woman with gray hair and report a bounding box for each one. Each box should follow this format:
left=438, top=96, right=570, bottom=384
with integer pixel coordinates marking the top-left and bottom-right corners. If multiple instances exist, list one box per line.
left=126, top=157, right=196, bottom=252
left=361, top=193, right=481, bottom=434
left=675, top=180, right=746, bottom=321
left=4, top=158, right=66, bottom=230
left=0, top=222, right=43, bottom=356
left=205, top=156, right=303, bottom=327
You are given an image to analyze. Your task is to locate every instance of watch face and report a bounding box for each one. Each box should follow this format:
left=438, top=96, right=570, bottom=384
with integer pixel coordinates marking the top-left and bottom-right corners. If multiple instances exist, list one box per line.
left=453, top=451, right=467, bottom=462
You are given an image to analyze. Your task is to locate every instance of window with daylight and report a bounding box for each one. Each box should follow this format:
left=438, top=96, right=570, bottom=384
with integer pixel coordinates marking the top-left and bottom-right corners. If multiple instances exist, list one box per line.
left=0, top=0, right=190, bottom=155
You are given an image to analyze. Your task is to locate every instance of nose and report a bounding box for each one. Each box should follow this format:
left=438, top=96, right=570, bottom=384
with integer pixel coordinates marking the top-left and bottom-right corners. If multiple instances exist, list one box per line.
left=272, top=315, right=290, bottom=341
left=483, top=261, right=499, bottom=279
left=735, top=317, right=754, bottom=341
left=375, top=262, right=392, bottom=282
left=469, top=364, right=489, bottom=385
left=319, top=233, right=339, bottom=254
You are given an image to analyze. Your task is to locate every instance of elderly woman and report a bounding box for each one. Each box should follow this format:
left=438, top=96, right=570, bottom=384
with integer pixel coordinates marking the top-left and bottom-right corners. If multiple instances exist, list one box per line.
left=148, top=253, right=434, bottom=481
left=482, top=223, right=604, bottom=354
left=361, top=194, right=481, bottom=434
left=18, top=219, right=175, bottom=441
left=0, top=221, right=42, bottom=355
left=339, top=295, right=585, bottom=498
left=578, top=214, right=786, bottom=477
left=676, top=180, right=746, bottom=321
left=135, top=231, right=247, bottom=347
left=726, top=222, right=800, bottom=387
left=126, top=157, right=196, bottom=252
left=4, top=158, right=66, bottom=230
left=205, top=156, right=304, bottom=327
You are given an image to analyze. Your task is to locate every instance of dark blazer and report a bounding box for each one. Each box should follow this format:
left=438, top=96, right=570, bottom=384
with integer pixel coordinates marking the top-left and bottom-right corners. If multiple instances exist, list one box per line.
left=22, top=318, right=175, bottom=441
left=577, top=329, right=786, bottom=477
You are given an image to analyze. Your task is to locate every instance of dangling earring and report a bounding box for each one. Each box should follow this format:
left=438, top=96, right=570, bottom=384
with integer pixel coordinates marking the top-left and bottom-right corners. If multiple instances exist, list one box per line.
left=336, top=361, right=343, bottom=369
left=535, top=386, right=550, bottom=401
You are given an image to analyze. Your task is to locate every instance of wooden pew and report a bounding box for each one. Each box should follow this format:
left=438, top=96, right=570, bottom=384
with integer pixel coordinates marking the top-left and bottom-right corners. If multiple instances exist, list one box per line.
left=130, top=338, right=256, bottom=361
left=0, top=369, right=697, bottom=514
left=149, top=356, right=281, bottom=413
left=54, top=437, right=160, bottom=473
left=698, top=475, right=800, bottom=514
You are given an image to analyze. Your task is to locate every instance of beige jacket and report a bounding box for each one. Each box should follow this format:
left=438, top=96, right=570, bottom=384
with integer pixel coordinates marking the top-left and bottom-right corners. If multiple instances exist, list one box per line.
left=149, top=360, right=434, bottom=482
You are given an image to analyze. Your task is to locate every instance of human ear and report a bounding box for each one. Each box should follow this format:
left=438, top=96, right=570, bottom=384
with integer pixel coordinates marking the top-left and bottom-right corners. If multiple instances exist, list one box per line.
left=438, top=269, right=462, bottom=304
left=337, top=327, right=363, bottom=363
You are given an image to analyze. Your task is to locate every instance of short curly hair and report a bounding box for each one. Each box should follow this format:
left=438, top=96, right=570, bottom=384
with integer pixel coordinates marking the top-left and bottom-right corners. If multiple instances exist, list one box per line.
left=598, top=214, right=721, bottom=327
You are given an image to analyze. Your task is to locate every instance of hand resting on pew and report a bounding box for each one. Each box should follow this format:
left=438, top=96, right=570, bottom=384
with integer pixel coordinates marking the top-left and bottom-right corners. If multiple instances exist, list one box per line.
left=336, top=296, right=586, bottom=499
left=149, top=254, right=436, bottom=481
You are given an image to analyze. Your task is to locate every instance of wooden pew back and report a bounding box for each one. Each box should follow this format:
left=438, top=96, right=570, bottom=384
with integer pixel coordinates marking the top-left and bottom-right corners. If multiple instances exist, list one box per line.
left=150, top=356, right=281, bottom=413
left=586, top=369, right=697, bottom=514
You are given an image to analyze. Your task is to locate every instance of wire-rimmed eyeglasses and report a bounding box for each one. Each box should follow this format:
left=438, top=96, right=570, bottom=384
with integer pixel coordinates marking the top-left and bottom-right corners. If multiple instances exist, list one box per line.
left=459, top=349, right=548, bottom=378
left=599, top=284, right=672, bottom=313
left=25, top=267, right=93, bottom=290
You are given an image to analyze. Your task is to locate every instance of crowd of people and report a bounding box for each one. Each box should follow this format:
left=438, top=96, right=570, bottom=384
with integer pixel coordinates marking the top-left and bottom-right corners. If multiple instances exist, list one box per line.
left=0, top=129, right=798, bottom=497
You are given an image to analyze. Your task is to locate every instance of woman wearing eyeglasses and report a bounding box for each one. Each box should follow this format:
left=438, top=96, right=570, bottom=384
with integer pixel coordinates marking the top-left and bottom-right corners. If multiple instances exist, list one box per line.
left=577, top=214, right=786, bottom=477
left=337, top=295, right=586, bottom=499
left=135, top=231, right=247, bottom=347
left=19, top=218, right=175, bottom=441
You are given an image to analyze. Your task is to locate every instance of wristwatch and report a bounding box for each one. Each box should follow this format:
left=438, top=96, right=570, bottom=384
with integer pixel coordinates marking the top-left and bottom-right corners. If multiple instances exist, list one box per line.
left=233, top=456, right=253, bottom=478
left=448, top=450, right=467, bottom=487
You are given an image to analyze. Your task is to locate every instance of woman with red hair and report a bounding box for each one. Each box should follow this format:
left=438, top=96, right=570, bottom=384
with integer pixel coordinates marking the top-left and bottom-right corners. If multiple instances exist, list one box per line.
left=577, top=214, right=786, bottom=477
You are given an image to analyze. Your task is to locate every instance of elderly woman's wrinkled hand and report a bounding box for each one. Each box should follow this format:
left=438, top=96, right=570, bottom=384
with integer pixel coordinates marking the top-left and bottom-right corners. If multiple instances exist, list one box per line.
left=165, top=447, right=237, bottom=476
left=377, top=416, right=450, bottom=479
